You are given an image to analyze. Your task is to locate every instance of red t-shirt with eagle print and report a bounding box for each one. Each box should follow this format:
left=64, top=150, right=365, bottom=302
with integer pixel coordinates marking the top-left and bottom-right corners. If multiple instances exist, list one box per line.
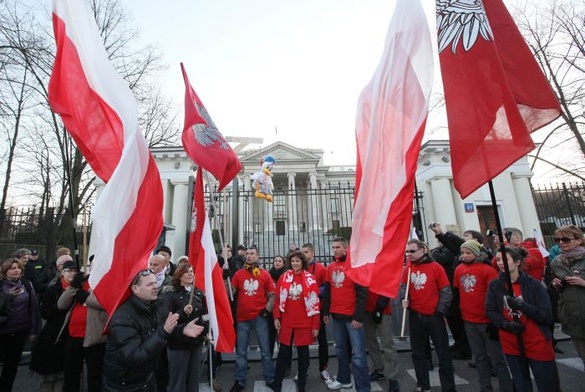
left=232, top=268, right=275, bottom=322
left=454, top=262, right=498, bottom=323
left=326, top=260, right=356, bottom=317
left=401, top=261, right=449, bottom=316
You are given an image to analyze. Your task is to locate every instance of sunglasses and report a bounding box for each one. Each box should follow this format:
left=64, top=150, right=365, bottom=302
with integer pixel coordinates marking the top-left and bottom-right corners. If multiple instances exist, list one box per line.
left=131, top=269, right=154, bottom=285
left=554, top=237, right=575, bottom=244
left=406, top=249, right=420, bottom=254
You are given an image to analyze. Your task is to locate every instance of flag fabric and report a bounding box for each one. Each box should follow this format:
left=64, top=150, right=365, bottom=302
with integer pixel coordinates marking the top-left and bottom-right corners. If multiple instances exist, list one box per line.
left=436, top=0, right=561, bottom=199
left=49, top=0, right=163, bottom=315
left=346, top=0, right=434, bottom=299
left=181, top=64, right=241, bottom=192
left=189, top=167, right=236, bottom=353
left=533, top=229, right=550, bottom=258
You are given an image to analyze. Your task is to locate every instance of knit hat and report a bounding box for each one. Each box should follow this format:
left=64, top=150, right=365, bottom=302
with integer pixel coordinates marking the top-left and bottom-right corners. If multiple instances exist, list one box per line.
left=460, top=240, right=482, bottom=256
left=62, top=260, right=78, bottom=270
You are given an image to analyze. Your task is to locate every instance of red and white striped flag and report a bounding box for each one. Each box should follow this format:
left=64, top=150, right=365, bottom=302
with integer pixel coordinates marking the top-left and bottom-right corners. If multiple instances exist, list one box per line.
left=347, top=0, right=433, bottom=298
left=189, top=168, right=235, bottom=353
left=49, top=0, right=163, bottom=315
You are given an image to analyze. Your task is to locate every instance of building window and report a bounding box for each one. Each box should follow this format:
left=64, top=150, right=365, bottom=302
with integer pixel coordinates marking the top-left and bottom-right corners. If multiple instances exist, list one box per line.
left=275, top=220, right=286, bottom=236
left=254, top=223, right=262, bottom=233
left=273, top=191, right=287, bottom=220
left=300, top=222, right=306, bottom=232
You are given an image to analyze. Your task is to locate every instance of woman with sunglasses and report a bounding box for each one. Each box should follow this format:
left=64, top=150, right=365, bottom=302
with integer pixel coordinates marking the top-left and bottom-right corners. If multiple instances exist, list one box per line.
left=162, top=263, right=208, bottom=392
left=0, top=258, right=40, bottom=392
left=549, top=225, right=585, bottom=371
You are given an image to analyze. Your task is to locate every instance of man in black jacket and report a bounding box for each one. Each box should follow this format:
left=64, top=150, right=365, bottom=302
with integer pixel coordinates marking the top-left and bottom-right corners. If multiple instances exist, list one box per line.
left=103, top=269, right=203, bottom=392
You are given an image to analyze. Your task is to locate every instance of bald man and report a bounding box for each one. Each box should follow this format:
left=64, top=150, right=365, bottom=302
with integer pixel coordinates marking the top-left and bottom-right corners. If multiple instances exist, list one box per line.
left=149, top=254, right=171, bottom=300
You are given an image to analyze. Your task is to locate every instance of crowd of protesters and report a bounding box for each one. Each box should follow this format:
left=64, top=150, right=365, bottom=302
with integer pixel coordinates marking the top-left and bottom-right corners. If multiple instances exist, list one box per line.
left=0, top=224, right=584, bottom=392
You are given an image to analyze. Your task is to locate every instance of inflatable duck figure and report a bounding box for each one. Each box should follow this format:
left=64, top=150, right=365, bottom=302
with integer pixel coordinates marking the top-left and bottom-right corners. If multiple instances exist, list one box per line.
left=250, top=155, right=275, bottom=202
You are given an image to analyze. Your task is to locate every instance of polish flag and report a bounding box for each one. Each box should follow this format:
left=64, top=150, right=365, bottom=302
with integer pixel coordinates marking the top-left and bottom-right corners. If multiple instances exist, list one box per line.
left=437, top=0, right=561, bottom=199
left=49, top=0, right=163, bottom=315
left=189, top=167, right=235, bottom=353
left=181, top=64, right=242, bottom=192
left=347, top=0, right=433, bottom=298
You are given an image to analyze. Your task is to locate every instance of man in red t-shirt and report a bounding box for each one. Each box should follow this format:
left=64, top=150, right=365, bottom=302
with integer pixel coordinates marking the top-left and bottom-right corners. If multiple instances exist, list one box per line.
left=400, top=239, right=455, bottom=392
left=229, top=246, right=275, bottom=392
left=322, top=237, right=370, bottom=392
left=301, top=243, right=331, bottom=382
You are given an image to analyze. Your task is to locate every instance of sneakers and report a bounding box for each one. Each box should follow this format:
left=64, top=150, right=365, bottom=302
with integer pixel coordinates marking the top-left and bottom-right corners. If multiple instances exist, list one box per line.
left=414, top=387, right=430, bottom=392
left=326, top=379, right=353, bottom=390
left=320, top=368, right=332, bottom=382
left=228, top=381, right=245, bottom=392
left=369, top=369, right=387, bottom=381
left=389, top=379, right=400, bottom=392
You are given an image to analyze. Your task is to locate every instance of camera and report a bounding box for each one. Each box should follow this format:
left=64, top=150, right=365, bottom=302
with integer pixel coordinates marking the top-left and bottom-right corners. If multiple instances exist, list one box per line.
left=486, top=229, right=496, bottom=236
left=428, top=223, right=437, bottom=229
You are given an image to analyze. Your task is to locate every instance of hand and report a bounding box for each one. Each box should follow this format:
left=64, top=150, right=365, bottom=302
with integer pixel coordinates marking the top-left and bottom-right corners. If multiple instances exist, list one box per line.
left=551, top=278, right=563, bottom=288
left=429, top=223, right=443, bottom=235
left=70, top=272, right=86, bottom=289
left=183, top=304, right=193, bottom=316
left=372, top=311, right=382, bottom=324
left=312, top=329, right=319, bottom=337
left=183, top=318, right=204, bottom=338
left=163, top=312, right=179, bottom=334
left=401, top=299, right=409, bottom=309
left=259, top=309, right=269, bottom=318
left=350, top=320, right=362, bottom=329
left=566, top=276, right=585, bottom=287
left=506, top=296, right=524, bottom=311
left=274, top=319, right=281, bottom=331
left=323, top=315, right=330, bottom=325
left=9, top=287, right=24, bottom=297
left=501, top=320, right=525, bottom=335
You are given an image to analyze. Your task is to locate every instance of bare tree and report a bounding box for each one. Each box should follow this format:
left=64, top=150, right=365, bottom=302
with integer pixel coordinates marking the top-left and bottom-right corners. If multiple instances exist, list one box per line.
left=512, top=0, right=585, bottom=180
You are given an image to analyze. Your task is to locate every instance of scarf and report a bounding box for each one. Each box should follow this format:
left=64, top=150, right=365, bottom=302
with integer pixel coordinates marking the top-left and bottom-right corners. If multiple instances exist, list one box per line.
left=244, top=262, right=260, bottom=277
left=278, top=269, right=319, bottom=317
left=155, top=270, right=166, bottom=288
left=559, top=246, right=585, bottom=267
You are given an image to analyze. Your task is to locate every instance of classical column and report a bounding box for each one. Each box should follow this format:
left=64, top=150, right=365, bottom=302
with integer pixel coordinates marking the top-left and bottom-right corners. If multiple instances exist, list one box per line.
left=430, top=177, right=457, bottom=227
left=308, top=172, right=320, bottom=230
left=512, top=174, right=541, bottom=234
left=243, top=174, right=253, bottom=243
left=320, top=181, right=329, bottom=232
left=170, top=180, right=189, bottom=258
left=287, top=173, right=298, bottom=231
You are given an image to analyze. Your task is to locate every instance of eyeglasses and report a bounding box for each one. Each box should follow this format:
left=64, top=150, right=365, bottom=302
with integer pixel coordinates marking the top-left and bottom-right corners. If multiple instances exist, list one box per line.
left=406, top=249, right=420, bottom=254
left=554, top=237, right=575, bottom=244
left=131, top=269, right=154, bottom=285
left=63, top=269, right=78, bottom=274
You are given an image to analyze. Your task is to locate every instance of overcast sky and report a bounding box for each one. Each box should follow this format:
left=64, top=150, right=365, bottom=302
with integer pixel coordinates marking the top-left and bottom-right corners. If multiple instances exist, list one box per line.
left=122, top=0, right=448, bottom=166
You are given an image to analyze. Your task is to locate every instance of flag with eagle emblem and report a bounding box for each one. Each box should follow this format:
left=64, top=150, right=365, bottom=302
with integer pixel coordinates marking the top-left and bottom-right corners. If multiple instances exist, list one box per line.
left=436, top=0, right=561, bottom=199
left=181, top=63, right=242, bottom=191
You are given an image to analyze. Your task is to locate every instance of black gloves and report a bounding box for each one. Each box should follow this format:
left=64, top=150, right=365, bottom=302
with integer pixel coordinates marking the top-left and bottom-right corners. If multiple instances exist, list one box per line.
left=70, top=273, right=88, bottom=289
left=501, top=320, right=525, bottom=335
left=372, top=311, right=382, bottom=324
left=259, top=309, right=269, bottom=318
left=506, top=296, right=524, bottom=311
left=75, top=290, right=90, bottom=304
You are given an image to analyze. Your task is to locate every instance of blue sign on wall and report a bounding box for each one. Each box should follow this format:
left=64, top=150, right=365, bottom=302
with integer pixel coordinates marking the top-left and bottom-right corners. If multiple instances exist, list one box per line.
left=464, top=203, right=475, bottom=213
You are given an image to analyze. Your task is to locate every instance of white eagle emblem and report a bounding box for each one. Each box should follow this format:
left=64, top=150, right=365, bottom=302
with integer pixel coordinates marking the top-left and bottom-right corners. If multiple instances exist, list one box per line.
left=332, top=270, right=345, bottom=288
left=243, top=279, right=259, bottom=296
left=411, top=271, right=427, bottom=290
left=436, top=0, right=494, bottom=54
left=305, top=291, right=320, bottom=316
left=460, top=273, right=477, bottom=293
left=191, top=103, right=230, bottom=149
left=288, top=282, right=302, bottom=300
left=279, top=288, right=288, bottom=310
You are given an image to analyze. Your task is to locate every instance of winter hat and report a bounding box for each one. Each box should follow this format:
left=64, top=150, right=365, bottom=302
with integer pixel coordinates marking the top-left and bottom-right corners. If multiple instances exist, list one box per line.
left=61, top=260, right=78, bottom=270
left=460, top=240, right=482, bottom=256
left=156, top=245, right=172, bottom=257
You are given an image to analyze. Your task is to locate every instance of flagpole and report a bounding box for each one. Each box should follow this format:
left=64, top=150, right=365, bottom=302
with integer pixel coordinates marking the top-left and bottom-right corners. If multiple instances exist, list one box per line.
left=203, top=170, right=234, bottom=302
left=488, top=180, right=528, bottom=378
left=400, top=264, right=411, bottom=338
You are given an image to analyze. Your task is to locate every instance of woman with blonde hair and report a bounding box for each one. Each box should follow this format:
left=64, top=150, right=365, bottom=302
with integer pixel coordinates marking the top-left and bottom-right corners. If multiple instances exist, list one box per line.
left=550, top=224, right=585, bottom=371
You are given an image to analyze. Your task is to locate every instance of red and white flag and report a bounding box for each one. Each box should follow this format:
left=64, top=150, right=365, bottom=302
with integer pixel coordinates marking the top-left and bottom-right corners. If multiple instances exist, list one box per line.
left=347, top=0, right=433, bottom=298
left=49, top=0, right=163, bottom=315
left=436, top=0, right=561, bottom=199
left=181, top=64, right=241, bottom=192
left=189, top=168, right=235, bottom=353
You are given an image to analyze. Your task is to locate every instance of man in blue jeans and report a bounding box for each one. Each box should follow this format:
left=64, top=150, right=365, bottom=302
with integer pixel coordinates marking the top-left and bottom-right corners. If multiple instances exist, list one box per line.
left=229, top=246, right=276, bottom=392
left=322, top=237, right=371, bottom=392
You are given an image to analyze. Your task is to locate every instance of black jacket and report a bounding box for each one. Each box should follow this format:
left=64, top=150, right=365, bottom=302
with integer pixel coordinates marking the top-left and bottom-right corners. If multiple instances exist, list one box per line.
left=162, top=286, right=208, bottom=350
left=103, top=295, right=170, bottom=391
left=30, top=279, right=68, bottom=374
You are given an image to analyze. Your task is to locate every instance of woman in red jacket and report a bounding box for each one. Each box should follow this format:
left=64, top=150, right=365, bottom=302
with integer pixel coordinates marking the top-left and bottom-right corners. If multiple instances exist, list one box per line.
left=271, top=250, right=320, bottom=392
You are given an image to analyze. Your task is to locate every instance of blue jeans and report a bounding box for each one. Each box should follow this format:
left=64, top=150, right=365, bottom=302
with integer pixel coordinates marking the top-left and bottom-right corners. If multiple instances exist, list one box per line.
left=332, top=317, right=370, bottom=392
left=235, top=316, right=275, bottom=386
left=505, top=355, right=560, bottom=392
left=409, top=311, right=456, bottom=392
